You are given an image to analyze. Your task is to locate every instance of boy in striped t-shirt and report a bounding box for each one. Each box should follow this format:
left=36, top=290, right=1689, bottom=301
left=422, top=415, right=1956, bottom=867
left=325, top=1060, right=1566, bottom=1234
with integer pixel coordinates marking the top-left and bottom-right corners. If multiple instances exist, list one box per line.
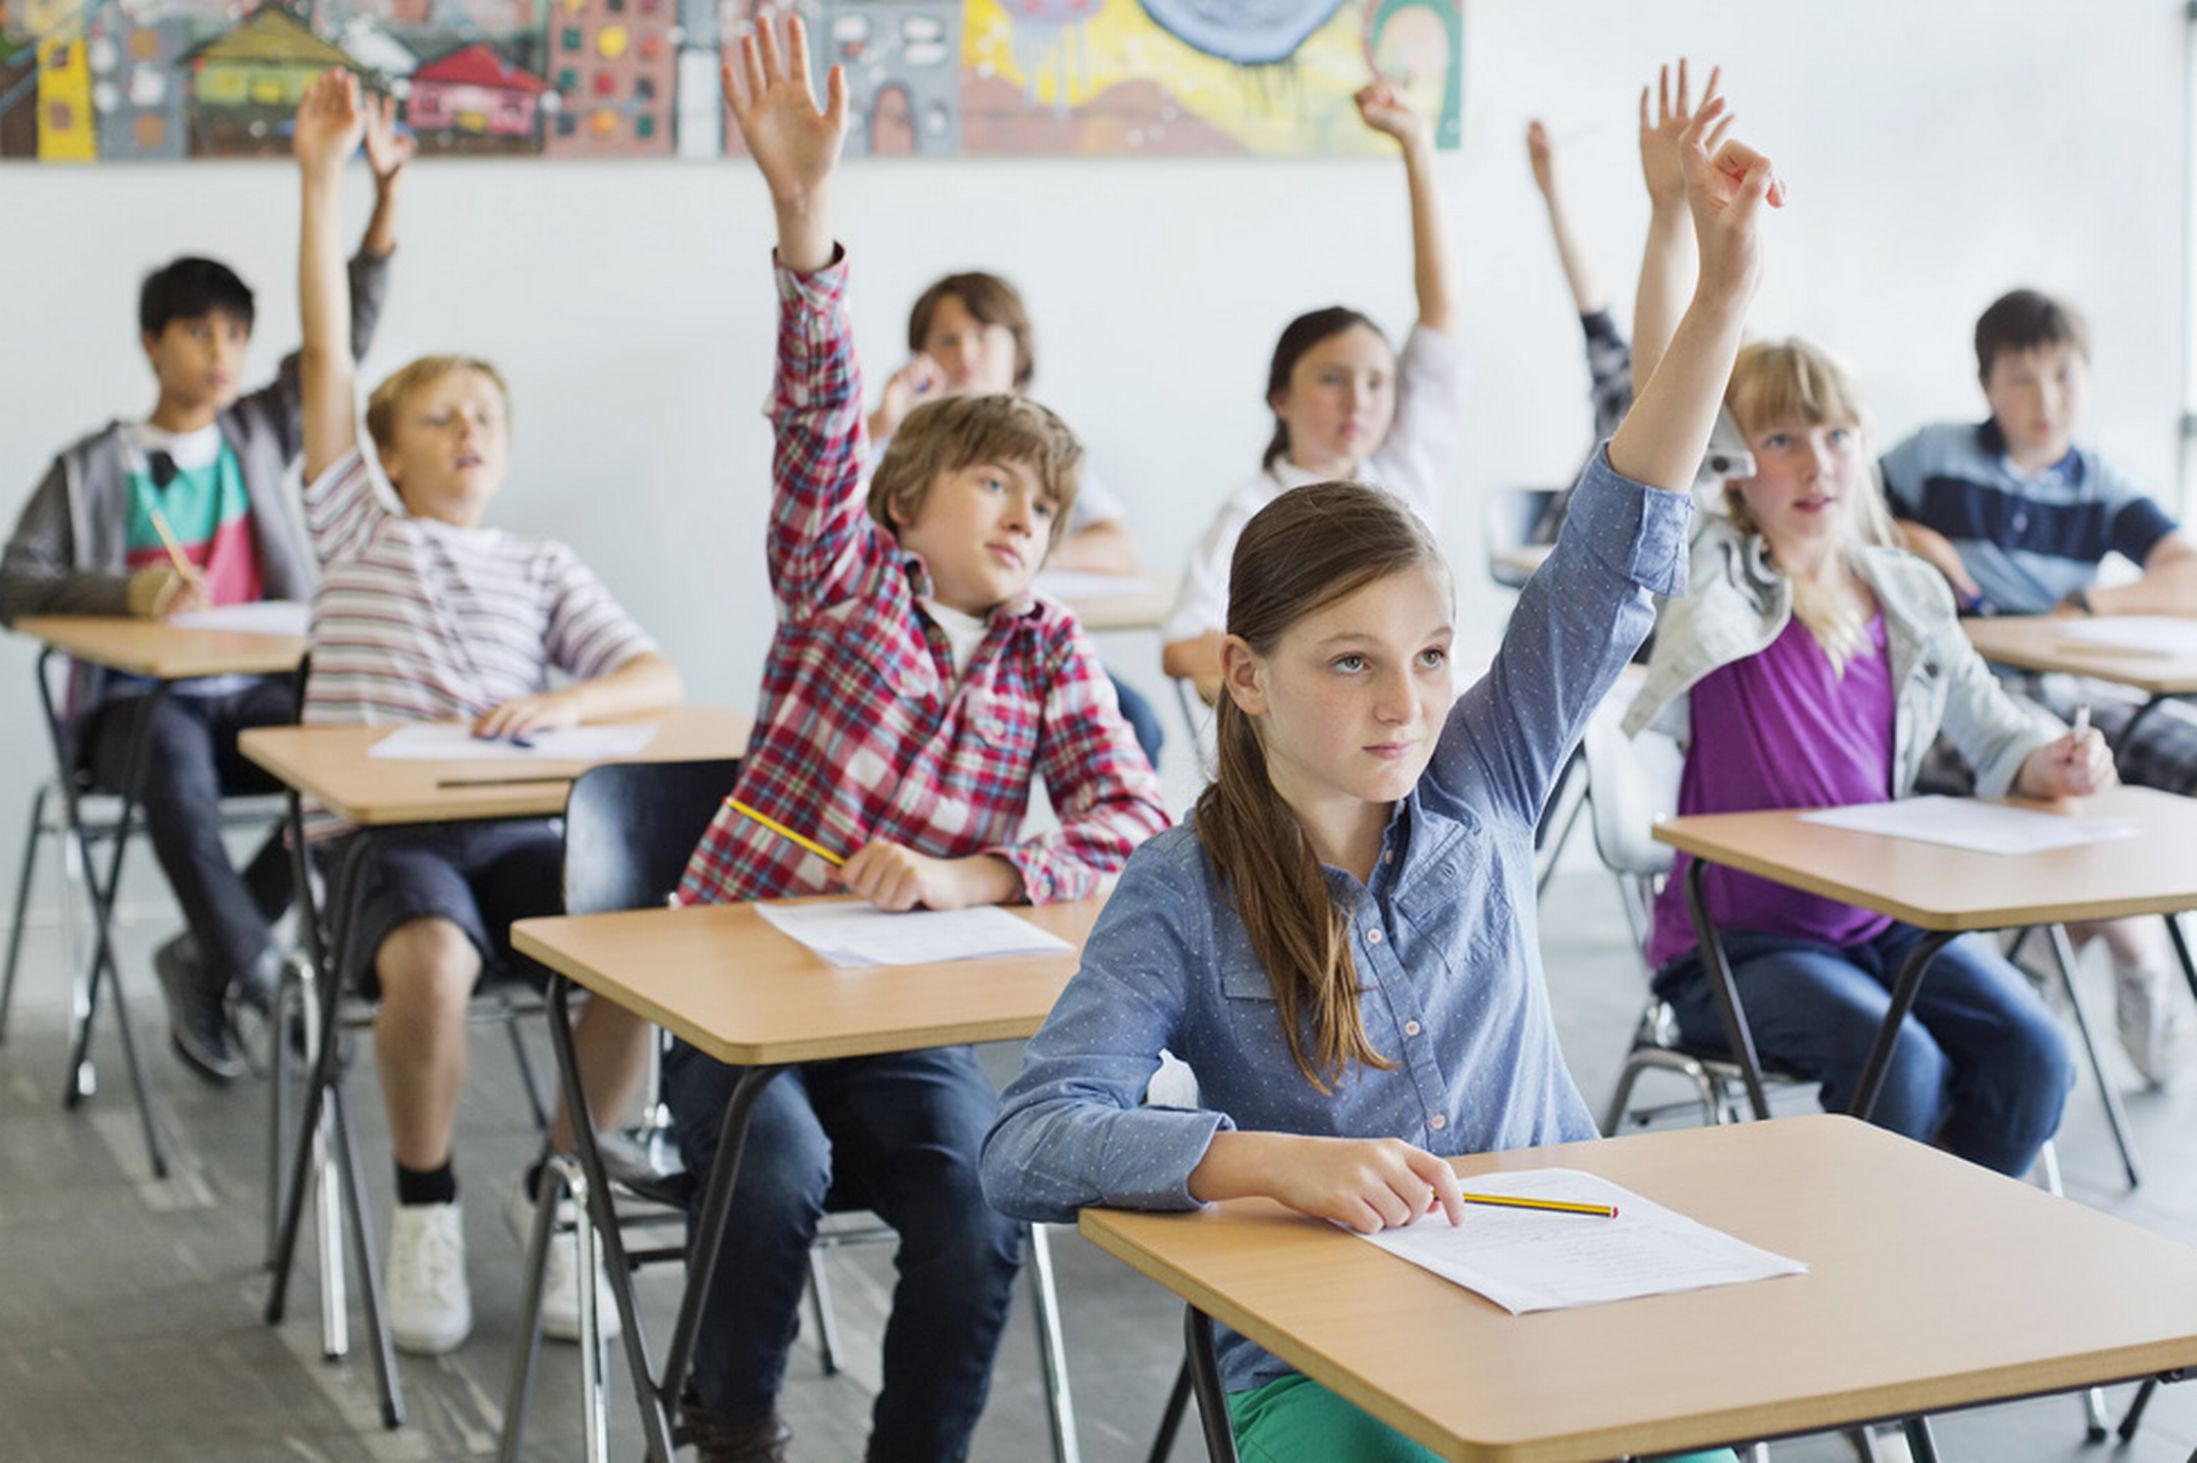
left=664, top=23, right=1167, bottom=1461
left=292, top=71, right=683, bottom=1357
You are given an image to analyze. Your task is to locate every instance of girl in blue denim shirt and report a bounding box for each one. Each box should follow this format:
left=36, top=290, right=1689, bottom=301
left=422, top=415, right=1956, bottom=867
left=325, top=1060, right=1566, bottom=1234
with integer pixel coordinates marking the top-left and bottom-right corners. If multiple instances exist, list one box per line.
left=982, top=98, right=1782, bottom=1463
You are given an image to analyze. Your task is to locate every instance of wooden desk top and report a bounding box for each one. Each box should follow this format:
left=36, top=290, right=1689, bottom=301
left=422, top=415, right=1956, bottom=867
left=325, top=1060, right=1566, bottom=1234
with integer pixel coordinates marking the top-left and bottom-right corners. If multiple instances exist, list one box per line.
left=510, top=894, right=1102, bottom=1066
left=1035, top=571, right=1177, bottom=632
left=1653, top=785, right=2197, bottom=931
left=1082, top=1115, right=2197, bottom=1462
left=237, top=707, right=752, bottom=826
left=1964, top=614, right=2197, bottom=695
left=14, top=614, right=308, bottom=680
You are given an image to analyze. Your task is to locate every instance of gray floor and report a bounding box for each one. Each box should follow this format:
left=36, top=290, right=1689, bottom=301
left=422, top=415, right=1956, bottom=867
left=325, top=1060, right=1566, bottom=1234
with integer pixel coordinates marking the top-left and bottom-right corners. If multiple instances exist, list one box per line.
left=6, top=863, right=2197, bottom=1462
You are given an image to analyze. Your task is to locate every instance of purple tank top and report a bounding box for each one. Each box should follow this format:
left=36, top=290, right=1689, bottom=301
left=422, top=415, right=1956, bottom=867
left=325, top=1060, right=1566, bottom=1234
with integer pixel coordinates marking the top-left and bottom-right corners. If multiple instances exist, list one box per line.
left=1646, top=612, right=1896, bottom=969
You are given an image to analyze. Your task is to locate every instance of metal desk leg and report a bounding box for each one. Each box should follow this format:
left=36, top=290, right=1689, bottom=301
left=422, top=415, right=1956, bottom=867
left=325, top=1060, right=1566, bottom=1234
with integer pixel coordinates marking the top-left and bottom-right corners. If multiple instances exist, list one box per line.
left=1683, top=859, right=1771, bottom=1121
left=44, top=663, right=171, bottom=1177
left=1900, top=1415, right=1940, bottom=1463
left=1146, top=1359, right=1192, bottom=1462
left=2165, top=912, right=2197, bottom=1008
left=1850, top=931, right=1958, bottom=1123
left=1182, top=1307, right=1239, bottom=1463
left=2044, top=923, right=2141, bottom=1189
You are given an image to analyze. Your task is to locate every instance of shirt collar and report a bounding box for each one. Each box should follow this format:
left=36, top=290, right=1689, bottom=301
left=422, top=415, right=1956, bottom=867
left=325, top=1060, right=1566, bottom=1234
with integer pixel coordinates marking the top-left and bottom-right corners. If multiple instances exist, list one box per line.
left=1977, top=417, right=2082, bottom=484
left=899, top=551, right=1041, bottom=626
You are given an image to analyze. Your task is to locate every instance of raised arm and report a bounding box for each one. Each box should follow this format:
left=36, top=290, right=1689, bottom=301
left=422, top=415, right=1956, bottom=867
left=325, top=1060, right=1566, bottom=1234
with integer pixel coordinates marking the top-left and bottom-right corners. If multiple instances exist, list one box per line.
left=295, top=70, right=367, bottom=487
left=1357, top=79, right=1454, bottom=336
left=726, top=17, right=846, bottom=277
left=1630, top=61, right=1716, bottom=394
left=1527, top=120, right=1608, bottom=318
left=1430, top=98, right=1779, bottom=823
left=360, top=91, right=410, bottom=260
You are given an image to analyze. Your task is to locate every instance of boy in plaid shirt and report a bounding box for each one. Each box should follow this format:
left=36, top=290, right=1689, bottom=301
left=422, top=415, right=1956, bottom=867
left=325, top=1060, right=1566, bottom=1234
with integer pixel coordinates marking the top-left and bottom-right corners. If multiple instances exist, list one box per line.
left=664, top=19, right=1167, bottom=1461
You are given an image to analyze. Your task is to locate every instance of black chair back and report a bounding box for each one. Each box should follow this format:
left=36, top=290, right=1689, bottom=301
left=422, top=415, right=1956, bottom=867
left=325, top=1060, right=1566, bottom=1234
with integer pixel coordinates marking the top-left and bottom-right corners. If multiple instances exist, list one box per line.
left=561, top=758, right=741, bottom=917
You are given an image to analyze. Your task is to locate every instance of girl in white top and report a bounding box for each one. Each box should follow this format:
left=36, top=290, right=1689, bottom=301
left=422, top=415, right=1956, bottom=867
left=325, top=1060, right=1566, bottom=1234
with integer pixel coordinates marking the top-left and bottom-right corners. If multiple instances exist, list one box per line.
left=1161, top=77, right=1463, bottom=696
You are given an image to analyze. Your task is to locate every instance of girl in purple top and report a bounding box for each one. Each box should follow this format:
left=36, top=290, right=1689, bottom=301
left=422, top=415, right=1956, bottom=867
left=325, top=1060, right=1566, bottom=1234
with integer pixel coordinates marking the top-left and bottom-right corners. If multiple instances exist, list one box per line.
left=1624, top=338, right=2110, bottom=1176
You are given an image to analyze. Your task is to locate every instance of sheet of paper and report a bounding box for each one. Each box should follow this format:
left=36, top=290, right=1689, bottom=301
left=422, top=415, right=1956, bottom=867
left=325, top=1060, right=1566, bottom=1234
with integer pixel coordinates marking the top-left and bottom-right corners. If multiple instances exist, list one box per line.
left=755, top=902, right=1072, bottom=967
left=2054, top=616, right=2197, bottom=657
left=365, top=721, right=659, bottom=762
left=1033, top=570, right=1167, bottom=601
left=1798, top=795, right=2136, bottom=855
left=168, top=600, right=311, bottom=637
left=1360, top=1168, right=1807, bottom=1315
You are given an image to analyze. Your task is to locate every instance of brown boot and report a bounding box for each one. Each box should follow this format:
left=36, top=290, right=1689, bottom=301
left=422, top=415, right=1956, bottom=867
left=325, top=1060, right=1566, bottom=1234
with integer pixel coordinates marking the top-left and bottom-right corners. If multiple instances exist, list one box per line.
left=673, top=1406, right=792, bottom=1463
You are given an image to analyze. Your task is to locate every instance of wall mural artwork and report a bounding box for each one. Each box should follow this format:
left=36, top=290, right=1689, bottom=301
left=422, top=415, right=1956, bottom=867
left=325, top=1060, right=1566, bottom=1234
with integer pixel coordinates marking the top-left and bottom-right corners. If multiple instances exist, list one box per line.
left=0, top=0, right=1459, bottom=161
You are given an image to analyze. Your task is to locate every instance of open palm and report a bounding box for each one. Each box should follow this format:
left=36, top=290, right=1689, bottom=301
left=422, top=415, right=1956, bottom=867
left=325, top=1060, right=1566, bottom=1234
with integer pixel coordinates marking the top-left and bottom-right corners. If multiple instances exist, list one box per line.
left=362, top=90, right=414, bottom=185
left=1639, top=59, right=1719, bottom=209
left=722, top=16, right=847, bottom=204
left=294, top=68, right=365, bottom=171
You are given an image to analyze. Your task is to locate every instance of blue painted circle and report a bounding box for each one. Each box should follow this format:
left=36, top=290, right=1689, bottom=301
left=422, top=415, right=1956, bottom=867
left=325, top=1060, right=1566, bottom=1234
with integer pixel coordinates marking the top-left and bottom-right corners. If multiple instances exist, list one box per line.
left=1134, top=0, right=1345, bottom=65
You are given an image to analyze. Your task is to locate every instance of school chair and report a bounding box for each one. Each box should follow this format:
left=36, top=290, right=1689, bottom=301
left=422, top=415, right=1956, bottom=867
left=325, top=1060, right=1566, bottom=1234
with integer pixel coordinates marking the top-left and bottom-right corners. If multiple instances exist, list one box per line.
left=499, top=758, right=1084, bottom=1463
left=262, top=788, right=558, bottom=1429
left=0, top=648, right=289, bottom=1178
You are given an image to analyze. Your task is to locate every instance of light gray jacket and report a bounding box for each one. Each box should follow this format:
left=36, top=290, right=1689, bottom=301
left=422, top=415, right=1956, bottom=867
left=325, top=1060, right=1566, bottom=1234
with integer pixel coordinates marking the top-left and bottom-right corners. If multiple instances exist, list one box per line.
left=0, top=248, right=392, bottom=628
left=1622, top=514, right=2058, bottom=798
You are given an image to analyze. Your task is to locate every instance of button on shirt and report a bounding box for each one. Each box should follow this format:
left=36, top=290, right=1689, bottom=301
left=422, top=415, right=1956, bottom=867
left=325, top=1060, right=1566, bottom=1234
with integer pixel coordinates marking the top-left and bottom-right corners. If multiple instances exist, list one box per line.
left=982, top=450, right=1692, bottom=1397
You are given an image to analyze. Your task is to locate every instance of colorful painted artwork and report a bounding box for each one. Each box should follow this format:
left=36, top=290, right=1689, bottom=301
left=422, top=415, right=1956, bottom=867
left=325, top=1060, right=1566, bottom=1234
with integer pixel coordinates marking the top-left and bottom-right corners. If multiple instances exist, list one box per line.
left=0, top=0, right=1458, bottom=160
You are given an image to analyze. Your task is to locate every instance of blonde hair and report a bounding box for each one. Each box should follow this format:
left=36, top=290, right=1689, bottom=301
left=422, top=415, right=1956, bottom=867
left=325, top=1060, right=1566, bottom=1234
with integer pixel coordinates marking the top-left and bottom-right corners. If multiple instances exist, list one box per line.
left=1723, top=338, right=1896, bottom=674
left=365, top=355, right=511, bottom=455
left=870, top=394, right=1082, bottom=549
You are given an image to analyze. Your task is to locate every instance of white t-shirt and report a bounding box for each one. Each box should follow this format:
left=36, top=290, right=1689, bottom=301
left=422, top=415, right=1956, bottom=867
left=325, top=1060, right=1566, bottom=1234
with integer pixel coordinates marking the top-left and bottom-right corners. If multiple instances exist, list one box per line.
left=131, top=419, right=224, bottom=473
left=1162, top=323, right=1462, bottom=646
left=920, top=597, right=990, bottom=679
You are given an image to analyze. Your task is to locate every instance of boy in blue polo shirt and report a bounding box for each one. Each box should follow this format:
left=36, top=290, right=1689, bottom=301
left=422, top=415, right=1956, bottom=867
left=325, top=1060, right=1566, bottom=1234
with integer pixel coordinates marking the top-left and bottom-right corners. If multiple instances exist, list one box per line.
left=1883, top=287, right=2197, bottom=1086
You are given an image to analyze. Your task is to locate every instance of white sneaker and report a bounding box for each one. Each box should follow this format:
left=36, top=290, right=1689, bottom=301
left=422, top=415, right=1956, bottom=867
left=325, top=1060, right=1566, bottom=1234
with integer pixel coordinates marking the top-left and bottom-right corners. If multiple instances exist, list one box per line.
left=2115, top=962, right=2197, bottom=1091
left=505, top=1170, right=622, bottom=1344
left=387, top=1201, right=471, bottom=1355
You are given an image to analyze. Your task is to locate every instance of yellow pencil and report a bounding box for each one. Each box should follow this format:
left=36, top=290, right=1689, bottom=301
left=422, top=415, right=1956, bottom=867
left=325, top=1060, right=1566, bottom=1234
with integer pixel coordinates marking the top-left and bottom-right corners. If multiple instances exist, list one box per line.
left=144, top=503, right=199, bottom=582
left=1460, top=1192, right=1619, bottom=1219
left=726, top=798, right=845, bottom=868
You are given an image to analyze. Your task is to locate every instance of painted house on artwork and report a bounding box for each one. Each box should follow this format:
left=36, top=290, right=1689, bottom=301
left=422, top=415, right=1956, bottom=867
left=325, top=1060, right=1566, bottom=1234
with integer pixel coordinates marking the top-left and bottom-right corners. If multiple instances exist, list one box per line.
left=185, top=10, right=357, bottom=155
left=406, top=43, right=548, bottom=153
left=544, top=0, right=676, bottom=157
left=89, top=12, right=190, bottom=160
left=35, top=31, right=95, bottom=160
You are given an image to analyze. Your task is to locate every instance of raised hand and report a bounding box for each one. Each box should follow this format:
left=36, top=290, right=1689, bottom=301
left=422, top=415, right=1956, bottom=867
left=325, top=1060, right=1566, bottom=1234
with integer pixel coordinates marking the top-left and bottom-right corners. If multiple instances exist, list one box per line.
left=871, top=355, right=945, bottom=441
left=1678, top=96, right=1782, bottom=312
left=362, top=89, right=414, bottom=190
left=293, top=68, right=365, bottom=176
left=1638, top=59, right=1719, bottom=211
left=1355, top=77, right=1430, bottom=152
left=723, top=16, right=848, bottom=212
left=1525, top=119, right=1557, bottom=198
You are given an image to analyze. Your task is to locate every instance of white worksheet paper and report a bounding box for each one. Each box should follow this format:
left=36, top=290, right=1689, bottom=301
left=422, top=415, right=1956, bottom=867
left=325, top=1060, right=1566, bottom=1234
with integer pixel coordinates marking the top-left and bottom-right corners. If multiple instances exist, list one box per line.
left=168, top=600, right=312, bottom=637
left=1032, top=570, right=1167, bottom=601
left=2054, top=616, right=2197, bottom=657
left=1798, top=795, right=2136, bottom=855
left=1360, top=1169, right=1807, bottom=1315
left=365, top=722, right=659, bottom=761
left=755, top=902, right=1072, bottom=967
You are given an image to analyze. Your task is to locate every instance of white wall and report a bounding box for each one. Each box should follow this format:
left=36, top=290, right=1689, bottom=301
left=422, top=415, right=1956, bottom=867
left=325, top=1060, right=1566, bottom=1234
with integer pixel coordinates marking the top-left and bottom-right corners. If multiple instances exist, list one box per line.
left=0, top=0, right=2185, bottom=924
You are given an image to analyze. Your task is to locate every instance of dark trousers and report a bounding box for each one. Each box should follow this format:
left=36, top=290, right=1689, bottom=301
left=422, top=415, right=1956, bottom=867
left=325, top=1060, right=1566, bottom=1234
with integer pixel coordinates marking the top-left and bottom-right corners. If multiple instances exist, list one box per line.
left=1109, top=671, right=1165, bottom=769
left=662, top=1040, right=1024, bottom=1462
left=80, top=677, right=297, bottom=990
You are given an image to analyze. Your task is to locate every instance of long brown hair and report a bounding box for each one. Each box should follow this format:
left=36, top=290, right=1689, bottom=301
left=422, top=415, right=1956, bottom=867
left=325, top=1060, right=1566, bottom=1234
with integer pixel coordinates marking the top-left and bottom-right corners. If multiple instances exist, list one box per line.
left=1193, top=481, right=1446, bottom=1093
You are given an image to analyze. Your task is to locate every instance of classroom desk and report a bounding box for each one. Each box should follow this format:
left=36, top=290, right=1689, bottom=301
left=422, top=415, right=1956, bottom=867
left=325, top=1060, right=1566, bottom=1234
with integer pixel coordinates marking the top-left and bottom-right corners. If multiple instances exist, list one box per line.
left=1081, top=1114, right=2197, bottom=1463
left=1963, top=614, right=2197, bottom=753
left=1652, top=786, right=2197, bottom=1138
left=1034, top=569, right=1178, bottom=632
left=241, top=707, right=752, bottom=1428
left=508, top=895, right=1104, bottom=1463
left=10, top=614, right=309, bottom=1179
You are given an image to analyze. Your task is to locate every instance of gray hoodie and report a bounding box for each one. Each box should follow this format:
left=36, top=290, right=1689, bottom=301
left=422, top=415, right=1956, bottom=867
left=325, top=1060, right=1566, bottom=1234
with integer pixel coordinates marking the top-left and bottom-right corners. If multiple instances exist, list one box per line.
left=0, top=247, right=393, bottom=629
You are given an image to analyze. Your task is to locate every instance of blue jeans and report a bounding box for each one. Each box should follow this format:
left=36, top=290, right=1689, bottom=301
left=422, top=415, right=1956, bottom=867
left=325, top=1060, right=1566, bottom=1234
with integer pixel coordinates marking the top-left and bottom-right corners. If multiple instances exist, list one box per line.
left=1109, top=670, right=1164, bottom=768
left=662, top=1041, right=1023, bottom=1462
left=1656, top=923, right=2073, bottom=1176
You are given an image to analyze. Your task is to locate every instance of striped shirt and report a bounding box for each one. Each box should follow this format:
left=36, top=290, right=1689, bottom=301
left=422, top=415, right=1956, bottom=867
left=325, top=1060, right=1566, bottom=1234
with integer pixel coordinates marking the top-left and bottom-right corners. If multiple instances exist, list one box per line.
left=1880, top=420, right=2178, bottom=614
left=300, top=449, right=658, bottom=837
left=674, top=251, right=1168, bottom=910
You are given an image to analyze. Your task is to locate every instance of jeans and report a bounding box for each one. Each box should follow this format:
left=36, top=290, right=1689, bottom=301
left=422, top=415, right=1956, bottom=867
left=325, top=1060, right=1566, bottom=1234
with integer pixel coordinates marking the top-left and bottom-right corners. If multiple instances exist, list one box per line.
left=80, top=677, right=297, bottom=993
left=1657, top=923, right=2073, bottom=1175
left=662, top=1041, right=1023, bottom=1462
left=1109, top=670, right=1165, bottom=769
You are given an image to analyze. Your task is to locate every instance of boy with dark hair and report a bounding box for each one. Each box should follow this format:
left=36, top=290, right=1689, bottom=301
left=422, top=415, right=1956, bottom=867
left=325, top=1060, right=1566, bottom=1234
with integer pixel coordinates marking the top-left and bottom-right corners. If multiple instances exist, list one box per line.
left=1884, top=285, right=2197, bottom=1086
left=0, top=98, right=409, bottom=1084
left=666, top=20, right=1168, bottom=1459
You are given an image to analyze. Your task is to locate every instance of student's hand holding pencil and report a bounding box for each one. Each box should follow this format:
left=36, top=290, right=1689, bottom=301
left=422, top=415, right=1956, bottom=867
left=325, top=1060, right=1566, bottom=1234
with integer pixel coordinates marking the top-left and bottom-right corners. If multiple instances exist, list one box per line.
left=2017, top=708, right=2118, bottom=800
left=126, top=563, right=209, bottom=619
left=1192, top=1132, right=1467, bottom=1235
left=473, top=689, right=581, bottom=744
left=839, top=840, right=1021, bottom=913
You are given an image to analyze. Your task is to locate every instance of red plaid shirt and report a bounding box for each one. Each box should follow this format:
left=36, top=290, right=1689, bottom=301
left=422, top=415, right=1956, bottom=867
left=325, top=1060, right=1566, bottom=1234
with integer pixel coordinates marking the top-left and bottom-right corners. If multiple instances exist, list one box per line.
left=676, top=252, right=1169, bottom=908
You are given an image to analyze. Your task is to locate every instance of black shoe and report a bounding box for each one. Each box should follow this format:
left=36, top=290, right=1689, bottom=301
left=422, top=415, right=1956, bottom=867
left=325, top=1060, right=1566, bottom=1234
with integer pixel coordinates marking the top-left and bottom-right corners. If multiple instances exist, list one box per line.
left=674, top=1404, right=791, bottom=1463
left=153, top=934, right=245, bottom=1085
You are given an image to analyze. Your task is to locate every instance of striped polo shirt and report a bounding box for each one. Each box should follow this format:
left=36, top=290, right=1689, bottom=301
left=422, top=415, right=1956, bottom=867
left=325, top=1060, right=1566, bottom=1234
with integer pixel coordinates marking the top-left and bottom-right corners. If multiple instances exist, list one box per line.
left=299, top=449, right=658, bottom=837
left=1880, top=420, right=2177, bottom=614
